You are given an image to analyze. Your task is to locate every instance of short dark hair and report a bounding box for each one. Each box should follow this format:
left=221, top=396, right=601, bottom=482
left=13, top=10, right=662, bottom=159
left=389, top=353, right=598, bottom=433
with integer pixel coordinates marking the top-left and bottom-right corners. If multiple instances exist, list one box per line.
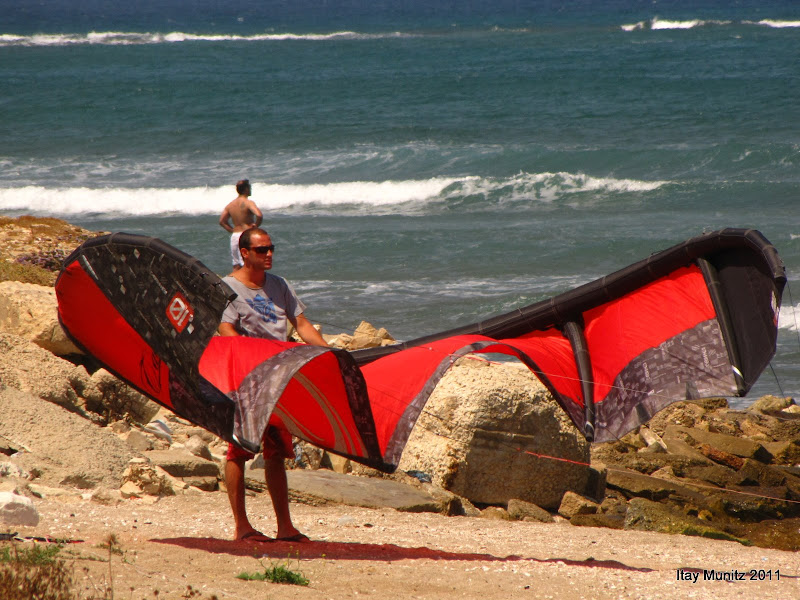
left=239, top=227, right=269, bottom=250
left=236, top=179, right=251, bottom=195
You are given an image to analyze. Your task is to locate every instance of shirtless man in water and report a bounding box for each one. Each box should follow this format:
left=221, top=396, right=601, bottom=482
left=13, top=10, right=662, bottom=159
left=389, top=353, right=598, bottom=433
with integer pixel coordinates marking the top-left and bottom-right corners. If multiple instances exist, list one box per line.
left=219, top=179, right=263, bottom=270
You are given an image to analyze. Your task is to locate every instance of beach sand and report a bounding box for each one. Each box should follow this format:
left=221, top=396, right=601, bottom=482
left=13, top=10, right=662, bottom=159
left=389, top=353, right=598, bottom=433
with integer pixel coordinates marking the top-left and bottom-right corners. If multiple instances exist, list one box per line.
left=13, top=489, right=798, bottom=600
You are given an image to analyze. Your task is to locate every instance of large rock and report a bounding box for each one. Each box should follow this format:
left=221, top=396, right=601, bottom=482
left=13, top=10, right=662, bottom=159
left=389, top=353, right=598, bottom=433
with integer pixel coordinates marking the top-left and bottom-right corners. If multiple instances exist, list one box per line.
left=0, top=332, right=92, bottom=411
left=0, top=491, right=39, bottom=526
left=397, top=360, right=590, bottom=509
left=0, top=280, right=80, bottom=355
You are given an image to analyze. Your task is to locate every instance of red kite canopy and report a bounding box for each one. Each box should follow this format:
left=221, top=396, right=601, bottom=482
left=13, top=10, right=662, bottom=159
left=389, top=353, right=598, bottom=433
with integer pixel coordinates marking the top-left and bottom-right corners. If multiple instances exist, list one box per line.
left=56, top=229, right=785, bottom=472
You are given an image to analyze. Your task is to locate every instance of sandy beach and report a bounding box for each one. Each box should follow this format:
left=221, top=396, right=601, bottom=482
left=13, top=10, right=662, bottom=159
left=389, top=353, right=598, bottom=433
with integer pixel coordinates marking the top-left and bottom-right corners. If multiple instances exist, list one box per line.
left=9, top=489, right=796, bottom=600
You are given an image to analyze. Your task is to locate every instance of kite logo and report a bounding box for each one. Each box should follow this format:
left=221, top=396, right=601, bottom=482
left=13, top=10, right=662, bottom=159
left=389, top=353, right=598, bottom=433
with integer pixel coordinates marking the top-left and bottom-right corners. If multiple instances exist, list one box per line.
left=166, top=292, right=194, bottom=333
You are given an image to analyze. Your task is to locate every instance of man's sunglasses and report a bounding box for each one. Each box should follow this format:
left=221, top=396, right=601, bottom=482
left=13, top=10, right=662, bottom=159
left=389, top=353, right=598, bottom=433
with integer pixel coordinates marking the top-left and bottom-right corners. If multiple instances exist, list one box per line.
left=249, top=245, right=275, bottom=254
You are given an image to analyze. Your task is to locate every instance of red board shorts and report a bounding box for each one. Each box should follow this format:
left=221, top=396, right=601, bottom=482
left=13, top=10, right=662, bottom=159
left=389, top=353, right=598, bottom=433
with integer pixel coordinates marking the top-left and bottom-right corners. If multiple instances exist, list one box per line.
left=226, top=425, right=294, bottom=462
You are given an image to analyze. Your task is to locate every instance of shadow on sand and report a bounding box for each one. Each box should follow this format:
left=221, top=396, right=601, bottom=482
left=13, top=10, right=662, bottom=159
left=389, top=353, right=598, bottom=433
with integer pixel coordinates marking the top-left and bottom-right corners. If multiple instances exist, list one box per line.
left=152, top=537, right=655, bottom=572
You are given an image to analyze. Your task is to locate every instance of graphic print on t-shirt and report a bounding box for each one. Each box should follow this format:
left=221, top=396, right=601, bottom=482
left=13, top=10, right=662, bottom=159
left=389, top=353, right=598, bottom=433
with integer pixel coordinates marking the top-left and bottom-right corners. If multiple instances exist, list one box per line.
left=247, top=294, right=278, bottom=324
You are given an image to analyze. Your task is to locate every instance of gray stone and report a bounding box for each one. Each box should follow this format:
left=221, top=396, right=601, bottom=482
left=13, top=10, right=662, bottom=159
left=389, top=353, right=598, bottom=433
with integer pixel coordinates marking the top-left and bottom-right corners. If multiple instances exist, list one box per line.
left=606, top=466, right=707, bottom=505
left=748, top=395, right=794, bottom=414
left=143, top=450, right=220, bottom=478
left=184, top=435, right=213, bottom=461
left=0, top=491, right=39, bottom=526
left=668, top=425, right=772, bottom=463
left=480, top=506, right=511, bottom=520
left=624, top=497, right=747, bottom=544
left=507, top=498, right=554, bottom=523
left=286, top=469, right=441, bottom=513
left=558, top=490, right=599, bottom=519
left=124, top=429, right=154, bottom=452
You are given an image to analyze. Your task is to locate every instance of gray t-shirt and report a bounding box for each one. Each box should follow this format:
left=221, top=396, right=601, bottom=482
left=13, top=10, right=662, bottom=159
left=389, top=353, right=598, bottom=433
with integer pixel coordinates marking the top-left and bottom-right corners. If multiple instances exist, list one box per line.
left=221, top=274, right=307, bottom=340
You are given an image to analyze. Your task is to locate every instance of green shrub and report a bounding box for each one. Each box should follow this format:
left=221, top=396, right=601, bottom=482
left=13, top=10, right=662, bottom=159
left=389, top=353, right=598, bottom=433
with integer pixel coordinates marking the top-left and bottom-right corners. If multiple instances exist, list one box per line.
left=0, top=260, right=56, bottom=285
left=236, top=558, right=309, bottom=586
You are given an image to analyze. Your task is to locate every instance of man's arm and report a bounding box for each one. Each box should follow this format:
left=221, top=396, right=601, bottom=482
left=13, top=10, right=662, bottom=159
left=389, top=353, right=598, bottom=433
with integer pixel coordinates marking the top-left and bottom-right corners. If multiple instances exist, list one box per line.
left=248, top=200, right=263, bottom=227
left=219, top=208, right=234, bottom=232
left=218, top=322, right=239, bottom=336
left=291, top=314, right=329, bottom=347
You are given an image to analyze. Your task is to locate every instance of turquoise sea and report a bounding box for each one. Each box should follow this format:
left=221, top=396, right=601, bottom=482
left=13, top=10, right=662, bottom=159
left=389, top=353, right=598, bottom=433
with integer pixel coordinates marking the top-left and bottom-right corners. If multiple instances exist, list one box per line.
left=2, top=1, right=799, bottom=404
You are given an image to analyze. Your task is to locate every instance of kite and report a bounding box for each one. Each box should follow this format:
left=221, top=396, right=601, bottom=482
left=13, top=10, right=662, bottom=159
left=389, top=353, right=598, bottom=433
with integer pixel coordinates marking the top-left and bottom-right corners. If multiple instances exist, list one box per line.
left=55, top=228, right=785, bottom=472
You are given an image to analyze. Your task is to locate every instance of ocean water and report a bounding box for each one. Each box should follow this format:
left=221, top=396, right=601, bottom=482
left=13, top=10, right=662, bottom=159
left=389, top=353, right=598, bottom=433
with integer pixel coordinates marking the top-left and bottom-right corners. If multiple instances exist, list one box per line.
left=2, top=0, right=799, bottom=405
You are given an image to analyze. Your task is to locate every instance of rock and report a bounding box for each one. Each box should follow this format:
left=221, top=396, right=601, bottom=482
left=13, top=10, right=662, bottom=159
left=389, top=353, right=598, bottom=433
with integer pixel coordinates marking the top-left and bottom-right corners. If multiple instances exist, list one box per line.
left=682, top=464, right=738, bottom=488
left=748, top=395, right=794, bottom=414
left=121, top=459, right=180, bottom=497
left=0, top=462, right=30, bottom=480
left=398, top=360, right=590, bottom=509
left=143, top=449, right=220, bottom=479
left=647, top=402, right=708, bottom=434
left=624, top=497, right=747, bottom=544
left=124, top=429, right=155, bottom=452
left=184, top=435, right=213, bottom=461
left=606, top=466, right=707, bottom=505
left=570, top=512, right=626, bottom=529
left=638, top=426, right=667, bottom=451
left=666, top=425, right=772, bottom=463
left=0, top=491, right=39, bottom=526
left=697, top=443, right=745, bottom=470
left=88, top=369, right=162, bottom=424
left=735, top=459, right=788, bottom=488
left=763, top=440, right=800, bottom=465
left=286, top=469, right=441, bottom=513
left=90, top=487, right=123, bottom=506
left=659, top=429, right=714, bottom=465
left=480, top=506, right=511, bottom=520
left=322, top=452, right=352, bottom=474
left=558, top=491, right=599, bottom=519
left=0, top=281, right=81, bottom=355
left=0, top=332, right=92, bottom=411
left=507, top=498, right=554, bottom=522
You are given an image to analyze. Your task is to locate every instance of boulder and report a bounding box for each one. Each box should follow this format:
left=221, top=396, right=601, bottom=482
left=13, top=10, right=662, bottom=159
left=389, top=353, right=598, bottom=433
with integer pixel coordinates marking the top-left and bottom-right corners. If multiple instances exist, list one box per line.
left=0, top=280, right=80, bottom=355
left=397, top=360, right=590, bottom=509
left=0, top=491, right=39, bottom=526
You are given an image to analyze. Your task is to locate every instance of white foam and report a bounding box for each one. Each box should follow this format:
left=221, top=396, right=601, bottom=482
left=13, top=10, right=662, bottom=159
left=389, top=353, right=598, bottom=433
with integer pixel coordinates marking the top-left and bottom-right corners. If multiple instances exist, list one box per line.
left=651, top=18, right=704, bottom=30
left=0, top=30, right=411, bottom=47
left=779, top=303, right=800, bottom=332
left=755, top=20, right=800, bottom=29
left=0, top=173, right=668, bottom=217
